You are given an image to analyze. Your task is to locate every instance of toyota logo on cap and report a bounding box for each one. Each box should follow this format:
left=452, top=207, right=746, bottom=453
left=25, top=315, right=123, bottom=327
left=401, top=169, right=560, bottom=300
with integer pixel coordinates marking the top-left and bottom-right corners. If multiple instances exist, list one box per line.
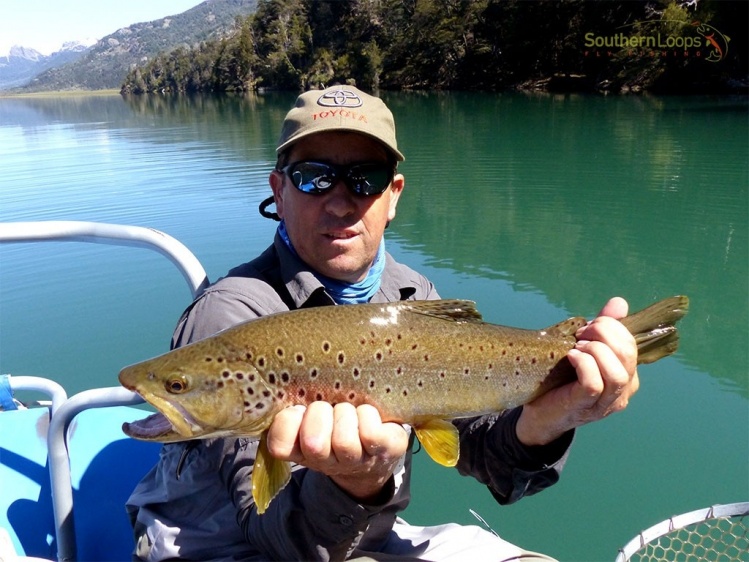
left=317, top=89, right=363, bottom=108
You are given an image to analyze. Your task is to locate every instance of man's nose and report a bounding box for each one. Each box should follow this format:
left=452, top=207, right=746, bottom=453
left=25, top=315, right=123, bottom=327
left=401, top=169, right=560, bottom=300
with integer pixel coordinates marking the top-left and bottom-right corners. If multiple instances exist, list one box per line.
left=322, top=181, right=356, bottom=217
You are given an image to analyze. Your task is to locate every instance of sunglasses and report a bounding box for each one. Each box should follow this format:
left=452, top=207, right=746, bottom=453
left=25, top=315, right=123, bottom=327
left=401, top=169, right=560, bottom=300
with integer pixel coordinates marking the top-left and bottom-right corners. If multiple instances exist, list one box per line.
left=280, top=161, right=395, bottom=196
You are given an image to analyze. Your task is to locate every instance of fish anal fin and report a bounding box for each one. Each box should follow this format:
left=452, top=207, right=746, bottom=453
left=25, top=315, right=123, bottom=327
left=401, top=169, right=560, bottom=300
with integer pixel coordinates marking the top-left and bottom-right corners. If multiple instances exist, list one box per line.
left=414, top=418, right=460, bottom=467
left=543, top=316, right=587, bottom=337
left=252, top=432, right=291, bottom=515
left=404, top=299, right=483, bottom=323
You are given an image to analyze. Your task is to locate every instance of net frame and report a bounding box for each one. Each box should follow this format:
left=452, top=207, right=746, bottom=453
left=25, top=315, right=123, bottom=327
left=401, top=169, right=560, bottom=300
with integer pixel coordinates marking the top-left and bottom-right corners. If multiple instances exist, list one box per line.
left=616, top=502, right=749, bottom=562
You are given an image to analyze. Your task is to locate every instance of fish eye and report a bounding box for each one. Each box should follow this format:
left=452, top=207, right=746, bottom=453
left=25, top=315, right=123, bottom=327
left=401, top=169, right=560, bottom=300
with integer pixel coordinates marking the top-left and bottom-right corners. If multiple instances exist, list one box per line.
left=165, top=376, right=189, bottom=394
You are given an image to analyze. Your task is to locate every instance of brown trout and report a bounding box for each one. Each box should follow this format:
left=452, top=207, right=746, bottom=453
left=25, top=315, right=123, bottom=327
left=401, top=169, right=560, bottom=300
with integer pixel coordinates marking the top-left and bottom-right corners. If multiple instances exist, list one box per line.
left=119, top=295, right=688, bottom=513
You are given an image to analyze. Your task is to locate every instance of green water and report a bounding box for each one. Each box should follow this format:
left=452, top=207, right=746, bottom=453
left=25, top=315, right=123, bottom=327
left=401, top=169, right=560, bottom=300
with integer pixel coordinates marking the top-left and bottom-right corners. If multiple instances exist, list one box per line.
left=0, top=92, right=747, bottom=561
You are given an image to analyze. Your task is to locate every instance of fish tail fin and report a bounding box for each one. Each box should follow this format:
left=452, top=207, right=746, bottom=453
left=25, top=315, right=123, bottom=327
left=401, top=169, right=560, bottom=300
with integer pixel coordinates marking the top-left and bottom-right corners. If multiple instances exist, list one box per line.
left=252, top=432, right=292, bottom=515
left=620, top=295, right=689, bottom=365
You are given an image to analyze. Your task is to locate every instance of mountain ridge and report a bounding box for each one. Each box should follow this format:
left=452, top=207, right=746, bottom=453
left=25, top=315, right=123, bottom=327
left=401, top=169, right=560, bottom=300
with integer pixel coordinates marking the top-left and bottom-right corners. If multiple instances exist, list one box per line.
left=6, top=0, right=257, bottom=92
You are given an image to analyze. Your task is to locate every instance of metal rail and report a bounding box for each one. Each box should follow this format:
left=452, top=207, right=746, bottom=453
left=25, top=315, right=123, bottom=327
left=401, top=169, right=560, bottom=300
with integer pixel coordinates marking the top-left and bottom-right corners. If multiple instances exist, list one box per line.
left=0, top=221, right=209, bottom=299
left=1, top=221, right=209, bottom=561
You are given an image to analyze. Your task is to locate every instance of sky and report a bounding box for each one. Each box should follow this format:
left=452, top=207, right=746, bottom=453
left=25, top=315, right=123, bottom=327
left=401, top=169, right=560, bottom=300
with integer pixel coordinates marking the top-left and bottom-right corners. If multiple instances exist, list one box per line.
left=0, top=0, right=205, bottom=56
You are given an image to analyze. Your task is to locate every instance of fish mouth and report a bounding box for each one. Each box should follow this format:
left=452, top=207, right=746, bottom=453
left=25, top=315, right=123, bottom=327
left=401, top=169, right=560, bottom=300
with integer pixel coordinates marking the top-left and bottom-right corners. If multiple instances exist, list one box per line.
left=122, top=391, right=201, bottom=442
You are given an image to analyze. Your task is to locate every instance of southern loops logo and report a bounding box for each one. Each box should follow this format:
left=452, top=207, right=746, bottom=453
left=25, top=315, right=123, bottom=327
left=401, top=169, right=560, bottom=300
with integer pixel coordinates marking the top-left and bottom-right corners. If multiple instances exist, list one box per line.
left=584, top=20, right=730, bottom=62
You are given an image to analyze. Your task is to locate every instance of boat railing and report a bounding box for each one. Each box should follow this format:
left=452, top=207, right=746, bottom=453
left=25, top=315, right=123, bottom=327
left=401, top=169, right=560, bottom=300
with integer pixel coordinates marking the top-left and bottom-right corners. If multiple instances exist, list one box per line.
left=1, top=221, right=210, bottom=561
left=0, top=220, right=209, bottom=299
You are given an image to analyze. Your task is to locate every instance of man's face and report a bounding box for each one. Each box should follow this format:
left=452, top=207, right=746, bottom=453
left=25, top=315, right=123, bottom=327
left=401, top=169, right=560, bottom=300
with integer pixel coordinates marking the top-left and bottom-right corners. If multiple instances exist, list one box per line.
left=270, top=132, right=404, bottom=283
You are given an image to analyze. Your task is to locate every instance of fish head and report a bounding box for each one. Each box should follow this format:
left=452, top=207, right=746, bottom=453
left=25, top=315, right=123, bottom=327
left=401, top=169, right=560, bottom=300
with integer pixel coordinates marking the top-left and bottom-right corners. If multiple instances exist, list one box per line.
left=119, top=343, right=279, bottom=442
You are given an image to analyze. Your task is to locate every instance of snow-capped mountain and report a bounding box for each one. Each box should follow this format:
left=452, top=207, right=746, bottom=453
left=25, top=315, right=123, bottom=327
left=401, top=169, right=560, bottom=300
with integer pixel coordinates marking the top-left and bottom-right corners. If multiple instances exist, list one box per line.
left=0, top=41, right=93, bottom=90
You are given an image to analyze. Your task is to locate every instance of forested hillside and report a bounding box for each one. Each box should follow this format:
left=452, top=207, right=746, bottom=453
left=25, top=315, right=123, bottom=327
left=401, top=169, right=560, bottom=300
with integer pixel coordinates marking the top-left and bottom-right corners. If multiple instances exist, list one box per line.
left=121, top=0, right=747, bottom=95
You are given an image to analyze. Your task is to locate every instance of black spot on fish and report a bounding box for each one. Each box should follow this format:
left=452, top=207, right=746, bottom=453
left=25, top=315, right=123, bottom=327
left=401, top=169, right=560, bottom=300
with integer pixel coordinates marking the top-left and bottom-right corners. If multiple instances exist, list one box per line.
left=369, top=380, right=375, bottom=388
left=249, top=373, right=256, bottom=382
left=402, top=389, right=408, bottom=397
left=222, top=371, right=231, bottom=378
left=298, top=388, right=306, bottom=398
left=375, top=352, right=383, bottom=361
left=503, top=382, right=508, bottom=387
left=247, top=387, right=254, bottom=395
left=217, top=357, right=224, bottom=363
left=316, top=393, right=323, bottom=401
left=337, top=352, right=345, bottom=365
left=385, top=387, right=392, bottom=394
left=217, top=381, right=224, bottom=389
left=262, top=390, right=271, bottom=398
left=205, top=357, right=213, bottom=362
left=236, top=373, right=244, bottom=380
left=531, top=358, right=537, bottom=365
left=276, top=348, right=284, bottom=358
left=353, top=367, right=361, bottom=378
left=310, top=368, right=319, bottom=379
left=256, top=402, right=265, bottom=410
left=348, top=392, right=356, bottom=400
left=385, top=338, right=392, bottom=347
left=515, top=370, right=520, bottom=376
left=488, top=363, right=494, bottom=369
left=464, top=368, right=470, bottom=375
left=244, top=401, right=251, bottom=407
left=281, top=372, right=290, bottom=384
left=397, top=334, right=403, bottom=340
left=411, top=343, right=418, bottom=350
left=439, top=371, right=446, bottom=379
left=502, top=350, right=507, bottom=356
left=322, top=341, right=331, bottom=353
left=396, top=366, right=403, bottom=375
left=277, top=390, right=285, bottom=399
left=267, top=373, right=276, bottom=385
left=258, top=357, right=266, bottom=368
left=245, top=352, right=253, bottom=361
left=295, top=353, right=304, bottom=364
left=417, top=380, right=424, bottom=387
left=549, top=351, right=556, bottom=360
left=359, top=337, right=367, bottom=345
left=508, top=342, right=514, bottom=347
left=516, top=356, right=521, bottom=362
left=334, top=381, right=341, bottom=390
left=423, top=354, right=429, bottom=362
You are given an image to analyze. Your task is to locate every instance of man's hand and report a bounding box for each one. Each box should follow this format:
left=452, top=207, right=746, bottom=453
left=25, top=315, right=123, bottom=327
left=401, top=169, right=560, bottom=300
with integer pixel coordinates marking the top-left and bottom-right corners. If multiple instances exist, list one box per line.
left=266, top=402, right=409, bottom=503
left=516, top=297, right=639, bottom=447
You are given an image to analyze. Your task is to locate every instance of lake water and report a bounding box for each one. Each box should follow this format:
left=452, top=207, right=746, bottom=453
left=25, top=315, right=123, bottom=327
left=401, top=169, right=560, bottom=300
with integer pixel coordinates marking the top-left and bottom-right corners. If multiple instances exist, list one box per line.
left=0, top=92, right=747, bottom=561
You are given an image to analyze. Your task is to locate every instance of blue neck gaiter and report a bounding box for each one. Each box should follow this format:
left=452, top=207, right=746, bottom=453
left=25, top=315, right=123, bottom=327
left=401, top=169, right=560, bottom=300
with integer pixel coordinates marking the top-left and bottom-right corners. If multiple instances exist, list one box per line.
left=278, top=221, right=385, bottom=304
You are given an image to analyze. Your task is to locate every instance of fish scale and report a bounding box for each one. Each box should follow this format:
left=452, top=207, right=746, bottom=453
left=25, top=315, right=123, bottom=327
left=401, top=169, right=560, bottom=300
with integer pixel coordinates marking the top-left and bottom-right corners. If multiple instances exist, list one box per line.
left=119, top=295, right=689, bottom=513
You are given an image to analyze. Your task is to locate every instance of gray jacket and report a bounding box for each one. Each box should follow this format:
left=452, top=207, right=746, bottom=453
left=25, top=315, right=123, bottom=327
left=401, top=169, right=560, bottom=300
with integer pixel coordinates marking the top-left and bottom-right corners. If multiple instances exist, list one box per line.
left=126, top=234, right=573, bottom=561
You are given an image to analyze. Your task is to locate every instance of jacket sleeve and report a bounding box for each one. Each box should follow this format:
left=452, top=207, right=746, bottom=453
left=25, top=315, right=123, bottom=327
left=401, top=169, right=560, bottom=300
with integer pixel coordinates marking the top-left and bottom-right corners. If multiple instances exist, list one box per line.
left=453, top=408, right=574, bottom=505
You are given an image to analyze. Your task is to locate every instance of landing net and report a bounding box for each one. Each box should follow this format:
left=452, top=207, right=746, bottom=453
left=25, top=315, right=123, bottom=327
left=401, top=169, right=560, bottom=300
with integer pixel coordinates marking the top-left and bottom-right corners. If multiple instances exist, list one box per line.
left=616, top=502, right=748, bottom=562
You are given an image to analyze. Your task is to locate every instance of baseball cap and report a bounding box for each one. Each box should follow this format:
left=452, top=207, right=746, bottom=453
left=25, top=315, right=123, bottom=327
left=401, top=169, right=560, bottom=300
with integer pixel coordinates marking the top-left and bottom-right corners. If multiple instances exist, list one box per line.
left=276, top=85, right=405, bottom=162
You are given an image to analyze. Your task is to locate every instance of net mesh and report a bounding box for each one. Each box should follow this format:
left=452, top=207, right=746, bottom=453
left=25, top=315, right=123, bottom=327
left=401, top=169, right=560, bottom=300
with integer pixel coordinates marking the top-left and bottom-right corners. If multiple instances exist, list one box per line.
left=617, top=503, right=749, bottom=562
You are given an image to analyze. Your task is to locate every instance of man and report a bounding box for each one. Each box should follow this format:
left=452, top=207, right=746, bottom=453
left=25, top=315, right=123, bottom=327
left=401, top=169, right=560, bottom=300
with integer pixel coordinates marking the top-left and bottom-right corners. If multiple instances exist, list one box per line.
left=127, top=85, right=638, bottom=561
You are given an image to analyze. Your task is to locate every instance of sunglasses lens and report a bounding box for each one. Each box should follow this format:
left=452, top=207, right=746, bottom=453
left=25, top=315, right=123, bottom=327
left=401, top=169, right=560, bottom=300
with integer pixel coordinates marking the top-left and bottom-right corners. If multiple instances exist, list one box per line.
left=347, top=164, right=392, bottom=196
left=288, top=162, right=336, bottom=194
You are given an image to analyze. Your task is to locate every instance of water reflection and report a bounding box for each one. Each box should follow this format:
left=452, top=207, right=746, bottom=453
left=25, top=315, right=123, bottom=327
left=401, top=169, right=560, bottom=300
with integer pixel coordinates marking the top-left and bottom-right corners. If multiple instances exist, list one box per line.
left=1, top=92, right=746, bottom=399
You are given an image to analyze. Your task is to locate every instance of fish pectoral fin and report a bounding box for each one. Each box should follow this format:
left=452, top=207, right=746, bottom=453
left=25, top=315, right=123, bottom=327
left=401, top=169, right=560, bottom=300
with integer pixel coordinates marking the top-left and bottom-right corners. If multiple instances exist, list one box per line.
left=252, top=432, right=291, bottom=515
left=414, top=419, right=460, bottom=467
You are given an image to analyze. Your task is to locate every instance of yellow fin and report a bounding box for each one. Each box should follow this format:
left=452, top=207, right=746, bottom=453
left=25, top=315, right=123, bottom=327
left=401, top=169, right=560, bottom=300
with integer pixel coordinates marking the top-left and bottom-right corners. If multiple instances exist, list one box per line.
left=252, top=432, right=291, bottom=515
left=414, top=419, right=460, bottom=467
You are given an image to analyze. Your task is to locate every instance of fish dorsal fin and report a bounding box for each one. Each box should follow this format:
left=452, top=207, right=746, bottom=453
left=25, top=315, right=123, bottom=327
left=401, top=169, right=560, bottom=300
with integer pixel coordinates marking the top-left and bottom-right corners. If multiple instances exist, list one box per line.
left=543, top=316, right=587, bottom=337
left=414, top=418, right=460, bottom=467
left=403, top=299, right=483, bottom=323
left=252, top=432, right=292, bottom=515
